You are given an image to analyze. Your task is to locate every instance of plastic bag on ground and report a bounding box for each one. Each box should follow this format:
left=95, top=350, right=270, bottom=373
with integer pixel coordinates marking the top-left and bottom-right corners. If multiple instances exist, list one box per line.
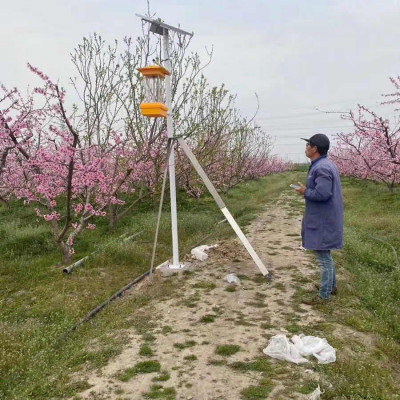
left=263, top=334, right=336, bottom=364
left=225, top=273, right=241, bottom=285
left=291, top=335, right=327, bottom=356
left=191, top=247, right=208, bottom=261
left=263, top=334, right=308, bottom=364
left=313, top=343, right=336, bottom=364
left=307, top=385, right=322, bottom=400
left=293, top=334, right=336, bottom=364
left=191, top=244, right=218, bottom=261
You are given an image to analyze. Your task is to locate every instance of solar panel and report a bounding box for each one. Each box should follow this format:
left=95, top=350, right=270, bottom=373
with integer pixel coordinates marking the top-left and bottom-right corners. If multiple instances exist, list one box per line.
left=136, top=13, right=194, bottom=37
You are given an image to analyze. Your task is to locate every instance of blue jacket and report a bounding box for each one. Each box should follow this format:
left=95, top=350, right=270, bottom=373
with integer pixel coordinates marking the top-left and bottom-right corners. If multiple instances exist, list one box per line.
left=301, top=156, right=344, bottom=250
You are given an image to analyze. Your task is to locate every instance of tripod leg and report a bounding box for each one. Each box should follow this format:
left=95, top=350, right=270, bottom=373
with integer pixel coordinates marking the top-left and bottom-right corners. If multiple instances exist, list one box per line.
left=177, top=138, right=270, bottom=278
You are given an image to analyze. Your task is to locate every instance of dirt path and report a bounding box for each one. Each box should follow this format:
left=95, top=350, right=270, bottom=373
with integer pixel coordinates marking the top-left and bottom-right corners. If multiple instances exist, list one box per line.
left=71, top=192, right=340, bottom=400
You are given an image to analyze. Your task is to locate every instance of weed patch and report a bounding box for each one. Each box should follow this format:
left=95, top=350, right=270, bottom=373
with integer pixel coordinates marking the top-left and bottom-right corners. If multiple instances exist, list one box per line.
left=229, top=358, right=273, bottom=373
left=199, top=314, right=216, bottom=323
left=215, top=345, right=241, bottom=356
left=173, top=340, right=197, bottom=350
left=241, top=379, right=273, bottom=400
left=208, top=359, right=227, bottom=366
left=183, top=354, right=197, bottom=361
left=192, top=281, right=216, bottom=290
left=142, top=384, right=176, bottom=399
left=116, top=361, right=161, bottom=381
left=153, top=370, right=171, bottom=382
left=139, top=344, right=153, bottom=357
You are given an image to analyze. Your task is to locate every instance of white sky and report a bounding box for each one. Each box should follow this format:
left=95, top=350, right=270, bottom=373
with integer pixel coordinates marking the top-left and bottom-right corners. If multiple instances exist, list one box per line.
left=1, top=0, right=400, bottom=162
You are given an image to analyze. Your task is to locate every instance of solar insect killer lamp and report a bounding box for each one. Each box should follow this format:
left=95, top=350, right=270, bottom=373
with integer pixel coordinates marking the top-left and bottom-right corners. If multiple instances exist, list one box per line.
left=134, top=13, right=271, bottom=279
left=138, top=65, right=170, bottom=117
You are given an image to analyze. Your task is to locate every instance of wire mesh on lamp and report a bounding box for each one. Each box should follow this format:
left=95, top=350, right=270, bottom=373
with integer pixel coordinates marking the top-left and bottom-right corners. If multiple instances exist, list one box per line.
left=138, top=65, right=170, bottom=117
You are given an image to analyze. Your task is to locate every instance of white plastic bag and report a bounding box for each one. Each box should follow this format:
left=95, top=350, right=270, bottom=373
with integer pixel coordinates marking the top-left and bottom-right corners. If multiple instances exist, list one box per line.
left=313, top=343, right=336, bottom=364
left=292, top=334, right=336, bottom=364
left=263, top=334, right=308, bottom=364
left=191, top=244, right=218, bottom=261
left=191, top=247, right=208, bottom=261
left=307, top=385, right=322, bottom=400
left=264, top=334, right=336, bottom=364
left=291, top=335, right=327, bottom=356
left=225, top=273, right=241, bottom=285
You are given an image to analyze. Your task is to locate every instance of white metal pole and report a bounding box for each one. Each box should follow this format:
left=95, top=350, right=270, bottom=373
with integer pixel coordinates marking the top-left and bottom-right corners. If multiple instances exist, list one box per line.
left=177, top=137, right=270, bottom=278
left=163, top=29, right=181, bottom=268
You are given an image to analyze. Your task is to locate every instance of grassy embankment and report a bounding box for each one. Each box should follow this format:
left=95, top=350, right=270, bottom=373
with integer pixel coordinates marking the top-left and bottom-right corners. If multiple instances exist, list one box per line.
left=315, top=176, right=400, bottom=399
left=1, top=167, right=399, bottom=399
left=286, top=168, right=400, bottom=399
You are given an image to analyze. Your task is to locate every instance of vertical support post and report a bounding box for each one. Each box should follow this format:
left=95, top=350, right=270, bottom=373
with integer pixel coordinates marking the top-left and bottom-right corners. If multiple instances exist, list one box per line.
left=163, top=29, right=181, bottom=268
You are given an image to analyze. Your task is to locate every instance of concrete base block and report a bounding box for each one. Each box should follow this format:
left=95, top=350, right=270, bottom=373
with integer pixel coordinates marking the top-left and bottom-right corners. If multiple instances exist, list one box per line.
left=159, top=262, right=194, bottom=277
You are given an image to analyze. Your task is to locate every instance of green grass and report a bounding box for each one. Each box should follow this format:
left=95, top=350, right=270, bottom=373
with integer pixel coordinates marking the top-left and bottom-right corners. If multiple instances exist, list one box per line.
left=241, top=380, right=273, bottom=400
left=143, top=333, right=157, bottom=342
left=215, top=344, right=241, bottom=356
left=235, top=316, right=256, bottom=327
left=299, top=176, right=400, bottom=398
left=260, top=323, right=273, bottom=330
left=192, top=281, right=216, bottom=290
left=173, top=340, right=197, bottom=350
left=142, top=384, right=176, bottom=399
left=161, top=325, right=173, bottom=334
left=295, top=380, right=319, bottom=395
left=181, top=292, right=201, bottom=308
left=152, top=371, right=171, bottom=382
left=227, top=357, right=275, bottom=399
left=315, top=356, right=397, bottom=399
left=207, top=359, right=227, bottom=366
left=115, top=361, right=161, bottom=381
left=285, top=323, right=302, bottom=333
left=229, top=358, right=273, bottom=373
left=338, top=179, right=400, bottom=341
left=139, top=344, right=153, bottom=357
left=183, top=354, right=197, bottom=361
left=199, top=314, right=216, bottom=323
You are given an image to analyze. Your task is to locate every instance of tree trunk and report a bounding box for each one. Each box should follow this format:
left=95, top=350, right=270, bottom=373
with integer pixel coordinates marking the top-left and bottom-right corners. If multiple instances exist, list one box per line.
left=108, top=204, right=116, bottom=234
left=58, top=242, right=73, bottom=265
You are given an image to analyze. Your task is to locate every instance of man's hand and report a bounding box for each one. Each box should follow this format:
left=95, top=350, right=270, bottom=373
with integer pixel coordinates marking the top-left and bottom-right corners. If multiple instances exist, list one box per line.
left=295, top=181, right=306, bottom=195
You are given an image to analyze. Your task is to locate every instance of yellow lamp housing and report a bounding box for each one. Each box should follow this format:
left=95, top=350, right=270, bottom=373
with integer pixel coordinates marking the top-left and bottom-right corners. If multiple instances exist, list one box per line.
left=138, top=65, right=171, bottom=117
left=140, top=102, right=168, bottom=118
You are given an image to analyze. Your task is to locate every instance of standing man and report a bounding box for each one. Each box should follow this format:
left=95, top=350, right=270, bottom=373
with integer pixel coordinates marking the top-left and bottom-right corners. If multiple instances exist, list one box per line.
left=293, top=133, right=343, bottom=304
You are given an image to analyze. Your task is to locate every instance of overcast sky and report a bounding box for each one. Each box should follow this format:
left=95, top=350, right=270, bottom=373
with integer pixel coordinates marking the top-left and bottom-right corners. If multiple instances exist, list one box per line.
left=1, top=0, right=400, bottom=162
